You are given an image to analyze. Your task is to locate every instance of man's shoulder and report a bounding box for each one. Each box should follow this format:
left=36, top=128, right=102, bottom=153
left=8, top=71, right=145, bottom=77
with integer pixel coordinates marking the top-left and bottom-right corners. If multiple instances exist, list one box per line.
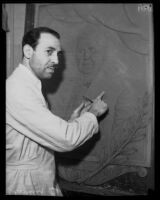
left=6, top=73, right=35, bottom=106
left=7, top=69, right=22, bottom=88
left=7, top=64, right=27, bottom=85
left=6, top=68, right=30, bottom=97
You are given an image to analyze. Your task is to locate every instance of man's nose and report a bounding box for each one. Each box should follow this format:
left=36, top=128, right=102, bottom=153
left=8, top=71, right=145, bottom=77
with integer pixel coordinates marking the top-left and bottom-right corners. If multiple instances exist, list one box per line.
left=51, top=52, right=59, bottom=64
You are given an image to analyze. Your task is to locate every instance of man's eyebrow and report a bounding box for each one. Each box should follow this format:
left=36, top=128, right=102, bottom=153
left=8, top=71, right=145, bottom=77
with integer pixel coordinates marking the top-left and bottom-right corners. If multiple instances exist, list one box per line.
left=46, top=47, right=61, bottom=52
left=46, top=47, right=56, bottom=50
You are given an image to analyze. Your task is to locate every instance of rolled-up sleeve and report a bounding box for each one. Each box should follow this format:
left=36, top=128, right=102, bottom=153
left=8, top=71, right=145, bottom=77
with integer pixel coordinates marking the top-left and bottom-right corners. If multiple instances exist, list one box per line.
left=6, top=81, right=99, bottom=152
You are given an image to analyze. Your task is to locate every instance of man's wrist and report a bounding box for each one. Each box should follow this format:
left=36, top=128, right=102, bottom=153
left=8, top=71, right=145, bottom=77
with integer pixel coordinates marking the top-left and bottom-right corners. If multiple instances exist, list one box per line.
left=88, top=109, right=98, bottom=117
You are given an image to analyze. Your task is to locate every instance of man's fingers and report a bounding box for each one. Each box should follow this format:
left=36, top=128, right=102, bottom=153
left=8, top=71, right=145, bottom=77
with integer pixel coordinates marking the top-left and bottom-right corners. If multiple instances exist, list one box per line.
left=96, top=91, right=105, bottom=100
left=74, top=102, right=85, bottom=113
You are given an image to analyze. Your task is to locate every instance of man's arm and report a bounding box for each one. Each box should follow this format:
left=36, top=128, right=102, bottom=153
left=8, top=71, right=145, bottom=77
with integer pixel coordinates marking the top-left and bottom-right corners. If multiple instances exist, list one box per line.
left=6, top=81, right=99, bottom=152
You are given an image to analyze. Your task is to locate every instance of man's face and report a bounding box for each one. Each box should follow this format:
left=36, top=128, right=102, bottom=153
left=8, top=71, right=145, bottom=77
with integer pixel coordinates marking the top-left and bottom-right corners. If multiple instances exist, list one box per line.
left=29, top=33, right=61, bottom=79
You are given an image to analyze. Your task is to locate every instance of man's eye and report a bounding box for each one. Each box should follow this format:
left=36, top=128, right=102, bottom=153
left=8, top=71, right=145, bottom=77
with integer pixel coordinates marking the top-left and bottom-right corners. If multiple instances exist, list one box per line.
left=46, top=50, right=53, bottom=56
left=58, top=51, right=63, bottom=58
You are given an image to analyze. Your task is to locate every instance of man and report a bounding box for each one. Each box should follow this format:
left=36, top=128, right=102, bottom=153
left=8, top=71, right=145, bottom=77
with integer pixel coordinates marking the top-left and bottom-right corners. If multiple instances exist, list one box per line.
left=6, top=27, right=108, bottom=196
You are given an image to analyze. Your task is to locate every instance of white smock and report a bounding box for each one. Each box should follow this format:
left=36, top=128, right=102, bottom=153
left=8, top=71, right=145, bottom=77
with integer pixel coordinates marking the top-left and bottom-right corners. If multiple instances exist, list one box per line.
left=6, top=64, right=99, bottom=196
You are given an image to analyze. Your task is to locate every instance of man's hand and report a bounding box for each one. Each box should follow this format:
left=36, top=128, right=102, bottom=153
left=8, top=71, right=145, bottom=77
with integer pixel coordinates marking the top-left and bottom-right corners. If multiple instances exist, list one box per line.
left=88, top=91, right=108, bottom=117
left=69, top=102, right=85, bottom=122
left=69, top=91, right=108, bottom=121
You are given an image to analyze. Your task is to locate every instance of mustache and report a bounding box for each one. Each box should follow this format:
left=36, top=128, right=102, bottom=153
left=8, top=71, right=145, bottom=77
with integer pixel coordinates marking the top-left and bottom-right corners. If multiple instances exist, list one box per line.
left=47, top=63, right=58, bottom=68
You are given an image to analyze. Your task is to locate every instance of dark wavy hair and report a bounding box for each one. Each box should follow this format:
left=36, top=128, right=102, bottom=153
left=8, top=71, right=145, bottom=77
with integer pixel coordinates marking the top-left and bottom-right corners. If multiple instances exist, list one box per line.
left=22, top=27, right=60, bottom=54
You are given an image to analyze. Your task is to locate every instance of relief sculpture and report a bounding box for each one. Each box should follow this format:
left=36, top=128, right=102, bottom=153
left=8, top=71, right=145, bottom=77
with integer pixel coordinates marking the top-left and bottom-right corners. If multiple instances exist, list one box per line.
left=36, top=4, right=153, bottom=185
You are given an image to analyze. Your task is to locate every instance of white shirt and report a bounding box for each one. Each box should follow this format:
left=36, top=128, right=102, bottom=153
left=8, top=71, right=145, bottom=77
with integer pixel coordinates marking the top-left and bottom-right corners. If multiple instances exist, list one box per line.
left=6, top=63, right=99, bottom=196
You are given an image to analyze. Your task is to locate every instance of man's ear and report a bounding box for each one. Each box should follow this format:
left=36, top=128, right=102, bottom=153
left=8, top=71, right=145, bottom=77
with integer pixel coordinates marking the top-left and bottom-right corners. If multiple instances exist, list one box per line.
left=23, top=44, right=34, bottom=59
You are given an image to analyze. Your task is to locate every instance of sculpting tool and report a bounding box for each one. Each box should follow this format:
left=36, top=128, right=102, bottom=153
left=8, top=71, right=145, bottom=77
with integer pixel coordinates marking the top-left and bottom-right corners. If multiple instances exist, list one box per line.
left=83, top=96, right=93, bottom=103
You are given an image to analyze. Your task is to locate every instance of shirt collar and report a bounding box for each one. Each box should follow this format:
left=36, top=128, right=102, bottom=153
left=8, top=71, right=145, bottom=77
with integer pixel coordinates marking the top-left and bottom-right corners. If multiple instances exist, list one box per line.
left=18, top=63, right=42, bottom=90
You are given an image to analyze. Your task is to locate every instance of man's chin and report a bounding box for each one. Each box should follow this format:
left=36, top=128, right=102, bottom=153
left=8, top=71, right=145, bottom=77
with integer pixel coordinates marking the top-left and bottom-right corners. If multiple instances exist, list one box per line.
left=42, top=73, right=53, bottom=80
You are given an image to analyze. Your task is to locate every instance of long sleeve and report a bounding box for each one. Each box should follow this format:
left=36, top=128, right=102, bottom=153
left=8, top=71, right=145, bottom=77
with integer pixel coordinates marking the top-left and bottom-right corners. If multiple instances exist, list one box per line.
left=6, top=74, right=99, bottom=152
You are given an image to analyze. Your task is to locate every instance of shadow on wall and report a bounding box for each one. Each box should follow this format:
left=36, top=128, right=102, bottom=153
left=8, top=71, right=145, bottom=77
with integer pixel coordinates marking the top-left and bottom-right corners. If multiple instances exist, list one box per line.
left=56, top=132, right=101, bottom=167
left=55, top=109, right=109, bottom=166
left=42, top=50, right=66, bottom=108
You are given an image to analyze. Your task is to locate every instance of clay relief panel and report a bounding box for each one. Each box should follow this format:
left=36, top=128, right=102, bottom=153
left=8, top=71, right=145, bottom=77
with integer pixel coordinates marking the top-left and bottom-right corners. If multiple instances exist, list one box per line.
left=35, top=4, right=153, bottom=185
